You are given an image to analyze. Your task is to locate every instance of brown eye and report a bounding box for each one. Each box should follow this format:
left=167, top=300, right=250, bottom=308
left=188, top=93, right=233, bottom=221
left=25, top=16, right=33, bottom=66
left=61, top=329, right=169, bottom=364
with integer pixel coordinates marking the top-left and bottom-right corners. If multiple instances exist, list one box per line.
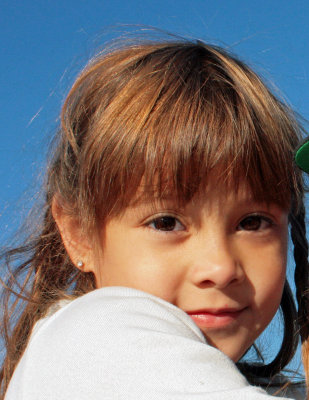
left=238, top=215, right=272, bottom=231
left=148, top=216, right=184, bottom=232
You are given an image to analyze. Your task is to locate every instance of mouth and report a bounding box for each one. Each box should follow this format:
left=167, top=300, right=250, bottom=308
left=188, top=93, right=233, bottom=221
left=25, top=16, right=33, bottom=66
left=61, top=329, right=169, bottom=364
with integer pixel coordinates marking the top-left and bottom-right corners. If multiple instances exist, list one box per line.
left=186, top=308, right=247, bottom=329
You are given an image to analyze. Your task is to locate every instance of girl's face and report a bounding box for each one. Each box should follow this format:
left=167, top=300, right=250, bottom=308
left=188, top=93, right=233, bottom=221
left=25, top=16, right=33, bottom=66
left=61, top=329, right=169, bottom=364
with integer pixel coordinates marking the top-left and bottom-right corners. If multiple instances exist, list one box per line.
left=90, top=183, right=288, bottom=362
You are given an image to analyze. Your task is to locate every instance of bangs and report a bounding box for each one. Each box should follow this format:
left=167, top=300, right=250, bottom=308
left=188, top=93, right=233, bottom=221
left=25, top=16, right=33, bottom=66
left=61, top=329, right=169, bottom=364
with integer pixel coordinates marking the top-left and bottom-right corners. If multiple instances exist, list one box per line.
left=64, top=42, right=302, bottom=221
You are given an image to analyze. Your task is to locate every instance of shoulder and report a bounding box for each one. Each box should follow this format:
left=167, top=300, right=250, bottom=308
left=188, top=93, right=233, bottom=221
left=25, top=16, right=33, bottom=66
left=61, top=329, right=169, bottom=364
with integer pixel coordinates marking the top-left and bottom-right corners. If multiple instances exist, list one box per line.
left=22, top=286, right=207, bottom=376
left=32, top=286, right=205, bottom=343
left=6, top=287, right=208, bottom=399
left=5, top=287, right=290, bottom=400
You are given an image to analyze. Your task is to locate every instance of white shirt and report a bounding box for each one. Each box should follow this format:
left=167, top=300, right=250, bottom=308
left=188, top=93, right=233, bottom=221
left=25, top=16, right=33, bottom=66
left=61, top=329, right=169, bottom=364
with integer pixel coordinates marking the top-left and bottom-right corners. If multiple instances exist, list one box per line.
left=5, top=287, right=293, bottom=399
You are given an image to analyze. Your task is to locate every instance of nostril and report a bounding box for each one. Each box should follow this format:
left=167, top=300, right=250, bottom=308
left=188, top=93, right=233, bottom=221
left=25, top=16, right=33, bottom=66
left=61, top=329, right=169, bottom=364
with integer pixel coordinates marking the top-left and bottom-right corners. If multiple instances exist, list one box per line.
left=196, top=280, right=217, bottom=289
left=229, top=277, right=239, bottom=285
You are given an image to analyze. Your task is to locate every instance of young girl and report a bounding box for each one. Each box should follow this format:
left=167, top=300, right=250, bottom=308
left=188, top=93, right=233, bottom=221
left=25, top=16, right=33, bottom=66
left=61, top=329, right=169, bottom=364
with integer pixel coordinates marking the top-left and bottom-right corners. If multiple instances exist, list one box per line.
left=1, top=37, right=308, bottom=399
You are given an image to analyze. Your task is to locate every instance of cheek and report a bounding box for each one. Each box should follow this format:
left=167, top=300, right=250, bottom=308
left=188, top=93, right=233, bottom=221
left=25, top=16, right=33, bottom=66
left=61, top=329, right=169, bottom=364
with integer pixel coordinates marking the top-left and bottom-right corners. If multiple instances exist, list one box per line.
left=95, top=227, right=180, bottom=300
left=250, top=238, right=287, bottom=324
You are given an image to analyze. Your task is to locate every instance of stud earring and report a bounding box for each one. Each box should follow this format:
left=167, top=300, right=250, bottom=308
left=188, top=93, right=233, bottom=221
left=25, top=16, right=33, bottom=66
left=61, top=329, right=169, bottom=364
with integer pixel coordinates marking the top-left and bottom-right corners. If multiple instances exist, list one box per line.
left=76, top=260, right=84, bottom=268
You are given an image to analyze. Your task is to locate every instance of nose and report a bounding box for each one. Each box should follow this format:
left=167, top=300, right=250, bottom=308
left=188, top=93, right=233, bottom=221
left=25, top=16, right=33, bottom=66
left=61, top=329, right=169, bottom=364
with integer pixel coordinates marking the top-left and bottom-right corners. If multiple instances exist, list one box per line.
left=189, top=235, right=244, bottom=289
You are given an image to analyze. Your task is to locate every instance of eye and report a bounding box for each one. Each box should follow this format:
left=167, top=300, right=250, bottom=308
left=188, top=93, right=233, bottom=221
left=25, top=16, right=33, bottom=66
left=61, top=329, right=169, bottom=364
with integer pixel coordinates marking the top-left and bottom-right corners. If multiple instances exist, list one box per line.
left=237, top=215, right=273, bottom=231
left=147, top=216, right=185, bottom=232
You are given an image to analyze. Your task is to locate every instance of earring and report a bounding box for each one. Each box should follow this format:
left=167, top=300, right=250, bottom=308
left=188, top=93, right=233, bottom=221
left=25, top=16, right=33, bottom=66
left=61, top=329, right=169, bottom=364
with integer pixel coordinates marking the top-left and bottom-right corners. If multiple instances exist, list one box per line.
left=76, top=260, right=84, bottom=268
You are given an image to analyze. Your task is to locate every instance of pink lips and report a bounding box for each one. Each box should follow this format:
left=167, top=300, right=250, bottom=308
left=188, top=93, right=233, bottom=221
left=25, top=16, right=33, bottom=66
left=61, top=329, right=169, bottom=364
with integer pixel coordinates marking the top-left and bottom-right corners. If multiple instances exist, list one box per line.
left=187, top=308, right=245, bottom=329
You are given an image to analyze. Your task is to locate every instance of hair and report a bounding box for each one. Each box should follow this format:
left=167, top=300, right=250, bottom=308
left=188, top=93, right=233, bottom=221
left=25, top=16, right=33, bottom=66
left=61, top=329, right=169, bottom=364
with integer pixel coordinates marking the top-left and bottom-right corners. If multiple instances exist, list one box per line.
left=1, top=36, right=309, bottom=397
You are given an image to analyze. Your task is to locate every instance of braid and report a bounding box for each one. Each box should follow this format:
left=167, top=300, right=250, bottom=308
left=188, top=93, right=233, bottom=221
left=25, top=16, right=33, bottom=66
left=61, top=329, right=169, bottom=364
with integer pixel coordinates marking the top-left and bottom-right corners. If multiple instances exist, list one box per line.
left=290, top=200, right=309, bottom=387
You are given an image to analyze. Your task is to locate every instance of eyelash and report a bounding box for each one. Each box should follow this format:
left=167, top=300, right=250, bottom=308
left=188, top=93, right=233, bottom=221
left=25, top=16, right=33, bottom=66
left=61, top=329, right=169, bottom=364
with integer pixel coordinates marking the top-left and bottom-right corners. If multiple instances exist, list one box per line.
left=237, top=214, right=274, bottom=231
left=146, top=215, right=185, bottom=233
left=145, top=214, right=274, bottom=233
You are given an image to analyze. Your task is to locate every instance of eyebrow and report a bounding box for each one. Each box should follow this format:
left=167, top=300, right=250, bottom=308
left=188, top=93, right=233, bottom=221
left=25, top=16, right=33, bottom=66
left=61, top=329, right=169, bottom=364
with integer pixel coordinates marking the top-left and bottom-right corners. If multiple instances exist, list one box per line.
left=129, top=191, right=182, bottom=206
left=128, top=196, right=191, bottom=218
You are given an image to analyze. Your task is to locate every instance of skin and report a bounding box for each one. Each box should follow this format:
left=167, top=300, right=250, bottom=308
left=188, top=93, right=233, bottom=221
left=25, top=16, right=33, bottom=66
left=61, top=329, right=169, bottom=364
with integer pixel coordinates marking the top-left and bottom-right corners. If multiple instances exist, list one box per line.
left=54, top=183, right=288, bottom=362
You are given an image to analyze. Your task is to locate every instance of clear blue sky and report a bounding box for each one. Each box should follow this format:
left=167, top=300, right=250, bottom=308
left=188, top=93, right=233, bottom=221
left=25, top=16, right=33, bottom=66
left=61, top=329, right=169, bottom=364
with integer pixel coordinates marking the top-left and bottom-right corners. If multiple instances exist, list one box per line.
left=1, top=0, right=308, bottom=373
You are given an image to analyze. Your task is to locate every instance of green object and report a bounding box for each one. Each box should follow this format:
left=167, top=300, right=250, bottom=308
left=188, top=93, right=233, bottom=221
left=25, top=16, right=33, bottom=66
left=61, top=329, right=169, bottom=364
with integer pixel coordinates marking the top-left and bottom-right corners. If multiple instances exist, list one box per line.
left=295, top=138, right=309, bottom=173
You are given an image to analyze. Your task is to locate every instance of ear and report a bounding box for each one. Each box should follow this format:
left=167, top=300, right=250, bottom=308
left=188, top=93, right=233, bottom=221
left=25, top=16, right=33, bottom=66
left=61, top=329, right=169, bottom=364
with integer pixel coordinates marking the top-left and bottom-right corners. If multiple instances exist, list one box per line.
left=52, top=196, right=94, bottom=273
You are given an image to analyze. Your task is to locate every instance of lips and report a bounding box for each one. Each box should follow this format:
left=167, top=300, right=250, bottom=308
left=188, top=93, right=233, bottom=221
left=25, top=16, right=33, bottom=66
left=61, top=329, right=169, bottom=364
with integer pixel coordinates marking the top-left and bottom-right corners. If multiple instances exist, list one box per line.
left=186, top=308, right=246, bottom=329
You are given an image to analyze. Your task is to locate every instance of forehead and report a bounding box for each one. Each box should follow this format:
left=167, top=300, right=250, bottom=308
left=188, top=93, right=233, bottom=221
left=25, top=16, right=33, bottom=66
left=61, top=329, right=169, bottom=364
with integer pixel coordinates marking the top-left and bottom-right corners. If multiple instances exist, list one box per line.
left=108, top=180, right=288, bottom=236
left=129, top=176, right=275, bottom=210
left=103, top=152, right=293, bottom=223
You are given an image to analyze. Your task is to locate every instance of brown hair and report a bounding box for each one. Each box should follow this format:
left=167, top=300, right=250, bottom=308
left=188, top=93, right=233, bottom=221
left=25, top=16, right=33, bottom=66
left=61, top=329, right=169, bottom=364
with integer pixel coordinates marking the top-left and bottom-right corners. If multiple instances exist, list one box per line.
left=1, top=38, right=308, bottom=397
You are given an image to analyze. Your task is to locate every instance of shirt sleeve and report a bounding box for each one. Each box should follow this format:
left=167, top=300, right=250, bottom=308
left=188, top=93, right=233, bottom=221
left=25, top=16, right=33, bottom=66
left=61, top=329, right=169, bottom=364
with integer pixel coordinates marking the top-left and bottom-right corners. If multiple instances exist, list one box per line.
left=5, top=286, right=293, bottom=400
